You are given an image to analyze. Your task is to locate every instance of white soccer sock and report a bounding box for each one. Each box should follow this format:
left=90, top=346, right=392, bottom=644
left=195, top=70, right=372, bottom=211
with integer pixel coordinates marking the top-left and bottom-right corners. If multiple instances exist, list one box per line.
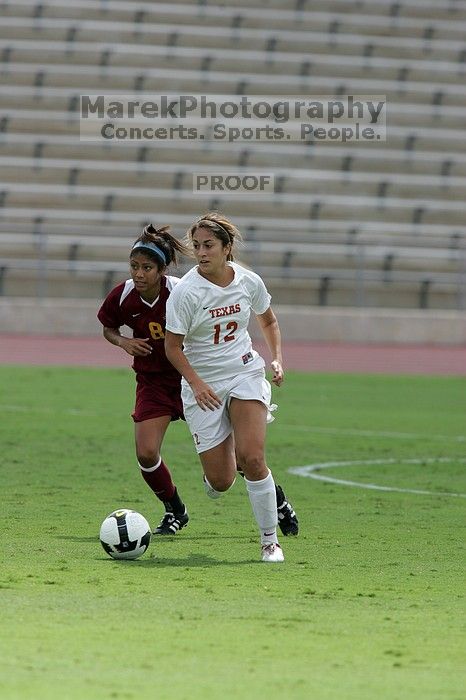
left=203, top=475, right=224, bottom=499
left=203, top=474, right=236, bottom=499
left=138, top=457, right=162, bottom=472
left=244, top=470, right=279, bottom=545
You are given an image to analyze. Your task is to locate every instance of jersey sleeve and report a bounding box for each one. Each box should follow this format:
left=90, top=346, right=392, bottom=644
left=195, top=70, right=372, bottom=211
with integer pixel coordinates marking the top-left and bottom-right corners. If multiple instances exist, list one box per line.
left=97, top=286, right=124, bottom=328
left=250, top=274, right=272, bottom=315
left=165, top=275, right=181, bottom=292
left=165, top=285, right=191, bottom=335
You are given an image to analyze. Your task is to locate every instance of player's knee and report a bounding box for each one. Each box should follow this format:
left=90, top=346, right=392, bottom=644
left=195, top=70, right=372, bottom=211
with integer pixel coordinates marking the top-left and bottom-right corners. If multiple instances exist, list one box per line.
left=238, top=454, right=267, bottom=480
left=137, top=452, right=160, bottom=470
left=208, top=474, right=236, bottom=492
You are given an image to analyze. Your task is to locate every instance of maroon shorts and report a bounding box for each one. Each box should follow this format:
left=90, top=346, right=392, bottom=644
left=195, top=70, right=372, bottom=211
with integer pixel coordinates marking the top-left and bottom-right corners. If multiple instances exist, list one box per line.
left=132, top=372, right=184, bottom=423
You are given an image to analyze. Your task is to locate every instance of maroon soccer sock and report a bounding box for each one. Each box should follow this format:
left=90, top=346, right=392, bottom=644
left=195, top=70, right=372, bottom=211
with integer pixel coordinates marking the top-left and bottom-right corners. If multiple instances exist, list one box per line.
left=139, top=458, right=176, bottom=503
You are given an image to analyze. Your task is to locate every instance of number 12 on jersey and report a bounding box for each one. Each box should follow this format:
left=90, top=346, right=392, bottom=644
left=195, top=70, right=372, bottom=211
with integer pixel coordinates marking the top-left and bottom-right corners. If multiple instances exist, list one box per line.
left=213, top=321, right=238, bottom=344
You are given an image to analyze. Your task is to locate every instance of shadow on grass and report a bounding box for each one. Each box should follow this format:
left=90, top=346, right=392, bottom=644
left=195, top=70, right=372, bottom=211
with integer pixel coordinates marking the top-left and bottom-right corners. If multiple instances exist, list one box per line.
left=56, top=535, right=100, bottom=542
left=57, top=534, right=255, bottom=542
left=58, top=535, right=262, bottom=565
left=152, top=534, right=254, bottom=542
left=97, top=553, right=258, bottom=567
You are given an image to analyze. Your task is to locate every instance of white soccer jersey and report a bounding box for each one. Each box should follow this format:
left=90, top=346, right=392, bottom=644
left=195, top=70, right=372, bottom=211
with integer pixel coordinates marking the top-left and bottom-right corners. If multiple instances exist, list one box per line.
left=165, top=262, right=271, bottom=382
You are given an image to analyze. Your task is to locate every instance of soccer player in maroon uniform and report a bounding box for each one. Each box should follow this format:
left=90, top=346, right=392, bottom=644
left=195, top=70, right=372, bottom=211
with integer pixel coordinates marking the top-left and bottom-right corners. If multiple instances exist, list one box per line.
left=97, top=224, right=190, bottom=534
left=98, top=221, right=298, bottom=542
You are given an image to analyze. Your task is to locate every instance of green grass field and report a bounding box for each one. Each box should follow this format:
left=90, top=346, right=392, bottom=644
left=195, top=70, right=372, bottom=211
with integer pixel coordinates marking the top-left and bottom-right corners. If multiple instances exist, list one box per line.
left=1, top=366, right=465, bottom=700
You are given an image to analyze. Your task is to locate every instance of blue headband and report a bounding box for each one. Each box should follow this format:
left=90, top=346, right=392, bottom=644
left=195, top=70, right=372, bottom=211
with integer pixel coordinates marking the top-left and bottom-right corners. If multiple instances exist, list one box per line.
left=131, top=241, right=167, bottom=265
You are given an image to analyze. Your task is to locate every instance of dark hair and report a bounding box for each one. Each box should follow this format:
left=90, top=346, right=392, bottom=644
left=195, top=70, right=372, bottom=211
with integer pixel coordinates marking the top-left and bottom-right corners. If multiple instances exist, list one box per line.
left=130, top=224, right=191, bottom=270
left=187, top=213, right=242, bottom=262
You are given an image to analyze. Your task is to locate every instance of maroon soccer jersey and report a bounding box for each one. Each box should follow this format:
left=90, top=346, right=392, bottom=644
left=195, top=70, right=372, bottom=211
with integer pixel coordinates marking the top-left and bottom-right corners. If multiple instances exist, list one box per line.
left=97, top=275, right=180, bottom=377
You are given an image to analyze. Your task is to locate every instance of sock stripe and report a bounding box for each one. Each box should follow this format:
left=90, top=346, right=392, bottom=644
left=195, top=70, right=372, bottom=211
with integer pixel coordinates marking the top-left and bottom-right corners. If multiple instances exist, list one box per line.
left=139, top=456, right=162, bottom=473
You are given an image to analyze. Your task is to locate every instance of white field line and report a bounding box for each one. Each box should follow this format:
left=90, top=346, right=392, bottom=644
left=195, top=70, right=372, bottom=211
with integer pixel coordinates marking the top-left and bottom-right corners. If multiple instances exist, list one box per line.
left=289, top=457, right=466, bottom=498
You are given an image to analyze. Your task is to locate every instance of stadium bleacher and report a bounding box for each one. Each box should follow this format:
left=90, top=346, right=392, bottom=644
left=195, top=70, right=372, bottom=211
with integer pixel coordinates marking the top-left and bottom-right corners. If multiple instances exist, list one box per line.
left=0, top=0, right=465, bottom=311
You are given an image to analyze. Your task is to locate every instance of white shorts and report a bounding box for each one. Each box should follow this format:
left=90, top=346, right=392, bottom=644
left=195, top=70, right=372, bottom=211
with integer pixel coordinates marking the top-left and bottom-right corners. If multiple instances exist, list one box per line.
left=181, top=369, right=277, bottom=454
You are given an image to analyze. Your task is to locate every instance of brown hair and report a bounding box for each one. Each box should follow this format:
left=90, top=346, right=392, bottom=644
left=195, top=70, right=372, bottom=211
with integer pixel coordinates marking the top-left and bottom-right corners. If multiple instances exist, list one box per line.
left=131, top=224, right=191, bottom=270
left=187, top=213, right=242, bottom=262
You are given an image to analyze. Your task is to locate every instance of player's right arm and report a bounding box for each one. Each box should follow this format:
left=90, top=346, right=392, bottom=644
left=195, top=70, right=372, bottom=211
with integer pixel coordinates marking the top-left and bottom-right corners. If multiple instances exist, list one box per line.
left=102, top=326, right=152, bottom=357
left=164, top=330, right=221, bottom=410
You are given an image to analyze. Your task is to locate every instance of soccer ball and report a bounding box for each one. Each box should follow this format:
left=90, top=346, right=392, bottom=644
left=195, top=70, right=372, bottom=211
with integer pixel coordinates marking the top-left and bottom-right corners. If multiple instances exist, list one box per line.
left=99, top=509, right=151, bottom=560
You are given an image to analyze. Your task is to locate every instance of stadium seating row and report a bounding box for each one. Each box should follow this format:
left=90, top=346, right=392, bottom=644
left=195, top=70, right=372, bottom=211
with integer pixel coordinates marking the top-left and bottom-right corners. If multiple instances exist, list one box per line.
left=3, top=155, right=466, bottom=202
left=0, top=34, right=464, bottom=90
left=4, top=0, right=466, bottom=38
left=1, top=181, right=464, bottom=226
left=1, top=255, right=463, bottom=311
left=1, top=206, right=464, bottom=249
left=1, top=62, right=465, bottom=110
left=2, top=230, right=462, bottom=273
left=2, top=130, right=466, bottom=178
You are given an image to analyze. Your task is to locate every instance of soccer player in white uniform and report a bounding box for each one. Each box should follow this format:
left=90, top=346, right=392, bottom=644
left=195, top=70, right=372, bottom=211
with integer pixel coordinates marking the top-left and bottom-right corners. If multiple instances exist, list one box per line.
left=165, top=213, right=298, bottom=562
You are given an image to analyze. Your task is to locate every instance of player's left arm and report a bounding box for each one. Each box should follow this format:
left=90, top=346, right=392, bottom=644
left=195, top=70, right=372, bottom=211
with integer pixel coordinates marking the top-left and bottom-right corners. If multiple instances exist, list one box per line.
left=103, top=326, right=152, bottom=357
left=255, top=307, right=284, bottom=386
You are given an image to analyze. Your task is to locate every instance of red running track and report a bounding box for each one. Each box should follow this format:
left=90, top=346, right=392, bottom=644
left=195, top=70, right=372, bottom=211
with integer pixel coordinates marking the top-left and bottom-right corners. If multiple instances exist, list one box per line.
left=0, top=334, right=465, bottom=375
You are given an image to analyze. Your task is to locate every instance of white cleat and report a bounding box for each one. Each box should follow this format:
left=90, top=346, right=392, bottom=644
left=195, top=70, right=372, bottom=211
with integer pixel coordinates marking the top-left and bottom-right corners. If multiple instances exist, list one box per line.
left=261, top=543, right=285, bottom=563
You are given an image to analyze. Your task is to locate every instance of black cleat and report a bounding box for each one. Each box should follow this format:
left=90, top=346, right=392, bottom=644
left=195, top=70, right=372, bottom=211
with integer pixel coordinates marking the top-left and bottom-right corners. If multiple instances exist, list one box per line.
left=153, top=509, right=189, bottom=535
left=276, top=485, right=299, bottom=536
